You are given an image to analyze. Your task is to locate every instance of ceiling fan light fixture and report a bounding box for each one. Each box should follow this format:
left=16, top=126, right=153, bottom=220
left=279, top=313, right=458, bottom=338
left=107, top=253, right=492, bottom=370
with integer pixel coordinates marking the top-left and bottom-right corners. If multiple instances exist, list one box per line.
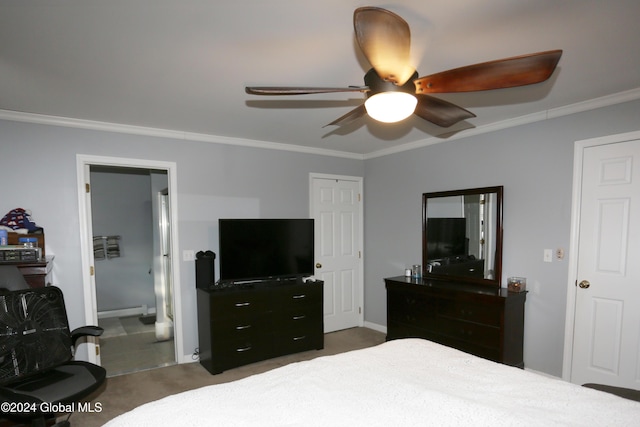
left=364, top=91, right=417, bottom=123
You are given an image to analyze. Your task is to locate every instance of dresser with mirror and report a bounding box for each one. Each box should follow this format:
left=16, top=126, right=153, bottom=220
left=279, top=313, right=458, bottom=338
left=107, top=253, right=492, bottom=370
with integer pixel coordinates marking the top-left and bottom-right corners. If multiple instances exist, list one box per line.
left=385, top=186, right=527, bottom=368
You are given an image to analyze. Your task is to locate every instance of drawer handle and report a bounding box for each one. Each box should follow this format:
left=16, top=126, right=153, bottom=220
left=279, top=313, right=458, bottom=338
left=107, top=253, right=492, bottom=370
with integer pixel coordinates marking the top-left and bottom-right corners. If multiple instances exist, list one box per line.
left=293, top=315, right=306, bottom=320
left=235, top=302, right=251, bottom=307
left=292, top=294, right=306, bottom=299
left=235, top=324, right=252, bottom=330
left=236, top=345, right=252, bottom=352
left=293, top=335, right=306, bottom=341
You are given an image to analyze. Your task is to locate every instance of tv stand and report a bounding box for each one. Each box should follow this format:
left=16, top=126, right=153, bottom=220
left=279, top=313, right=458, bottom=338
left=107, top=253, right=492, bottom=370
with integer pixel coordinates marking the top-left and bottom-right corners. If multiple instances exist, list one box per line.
left=197, top=278, right=324, bottom=374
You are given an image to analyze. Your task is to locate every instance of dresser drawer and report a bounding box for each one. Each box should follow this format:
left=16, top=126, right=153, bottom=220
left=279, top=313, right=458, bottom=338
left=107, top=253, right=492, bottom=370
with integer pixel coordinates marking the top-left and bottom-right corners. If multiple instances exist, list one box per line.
left=210, top=312, right=270, bottom=340
left=272, top=283, right=322, bottom=308
left=437, top=299, right=501, bottom=327
left=209, top=291, right=269, bottom=320
left=274, top=308, right=321, bottom=330
left=273, top=328, right=323, bottom=355
left=387, top=319, right=438, bottom=341
left=436, top=335, right=501, bottom=362
left=436, top=317, right=500, bottom=347
left=211, top=335, right=272, bottom=369
left=388, top=290, right=437, bottom=325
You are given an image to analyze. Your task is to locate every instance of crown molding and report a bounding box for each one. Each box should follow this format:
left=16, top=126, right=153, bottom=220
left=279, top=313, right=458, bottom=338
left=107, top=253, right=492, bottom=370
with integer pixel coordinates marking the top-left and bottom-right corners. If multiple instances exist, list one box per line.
left=0, top=109, right=364, bottom=160
left=363, top=87, right=640, bottom=159
left=1, top=87, right=639, bottom=161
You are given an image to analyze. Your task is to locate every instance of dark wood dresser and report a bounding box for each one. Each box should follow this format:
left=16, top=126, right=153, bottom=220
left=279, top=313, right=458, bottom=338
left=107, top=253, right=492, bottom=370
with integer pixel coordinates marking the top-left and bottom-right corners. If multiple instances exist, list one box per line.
left=0, top=257, right=53, bottom=289
left=385, top=276, right=526, bottom=368
left=197, top=279, right=323, bottom=374
left=15, top=257, right=53, bottom=288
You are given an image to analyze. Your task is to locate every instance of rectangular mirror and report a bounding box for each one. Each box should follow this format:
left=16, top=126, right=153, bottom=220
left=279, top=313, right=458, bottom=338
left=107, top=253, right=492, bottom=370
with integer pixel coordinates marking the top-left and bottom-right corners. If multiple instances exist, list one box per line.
left=422, top=186, right=503, bottom=287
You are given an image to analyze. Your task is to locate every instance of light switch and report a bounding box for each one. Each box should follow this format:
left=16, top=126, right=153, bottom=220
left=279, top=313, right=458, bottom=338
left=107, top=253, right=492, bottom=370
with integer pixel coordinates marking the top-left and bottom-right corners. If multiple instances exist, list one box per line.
left=543, top=249, right=553, bottom=263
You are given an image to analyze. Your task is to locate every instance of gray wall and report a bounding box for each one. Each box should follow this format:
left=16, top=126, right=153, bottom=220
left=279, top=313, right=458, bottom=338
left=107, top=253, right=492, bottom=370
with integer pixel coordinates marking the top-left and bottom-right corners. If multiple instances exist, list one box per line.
left=1, top=97, right=638, bottom=376
left=0, top=121, right=363, bottom=360
left=363, top=98, right=640, bottom=376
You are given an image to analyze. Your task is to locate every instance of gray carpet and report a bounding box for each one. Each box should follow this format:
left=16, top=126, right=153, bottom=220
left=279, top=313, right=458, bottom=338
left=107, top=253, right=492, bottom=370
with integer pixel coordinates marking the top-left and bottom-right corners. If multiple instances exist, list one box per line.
left=66, top=327, right=386, bottom=427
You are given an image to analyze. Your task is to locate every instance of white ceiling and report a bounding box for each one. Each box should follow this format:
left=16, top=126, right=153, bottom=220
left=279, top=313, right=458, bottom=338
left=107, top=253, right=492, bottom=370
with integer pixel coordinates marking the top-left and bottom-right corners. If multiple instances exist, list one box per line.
left=2, top=1, right=639, bottom=157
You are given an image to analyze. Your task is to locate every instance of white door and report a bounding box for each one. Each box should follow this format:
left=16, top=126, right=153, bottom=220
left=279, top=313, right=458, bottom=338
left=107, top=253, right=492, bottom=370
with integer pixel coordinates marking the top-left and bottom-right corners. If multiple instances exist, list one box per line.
left=159, top=192, right=173, bottom=321
left=569, top=136, right=640, bottom=388
left=154, top=190, right=174, bottom=341
left=310, top=174, right=363, bottom=333
left=81, top=163, right=101, bottom=365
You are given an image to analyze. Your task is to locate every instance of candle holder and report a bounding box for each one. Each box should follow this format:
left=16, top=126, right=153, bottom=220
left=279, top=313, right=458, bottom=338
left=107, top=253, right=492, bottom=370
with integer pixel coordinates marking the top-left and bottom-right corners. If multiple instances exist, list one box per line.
left=507, top=277, right=527, bottom=292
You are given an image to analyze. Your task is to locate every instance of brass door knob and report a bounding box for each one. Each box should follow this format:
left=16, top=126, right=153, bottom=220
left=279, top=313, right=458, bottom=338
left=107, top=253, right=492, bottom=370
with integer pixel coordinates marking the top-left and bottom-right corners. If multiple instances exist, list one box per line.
left=578, top=280, right=590, bottom=289
left=315, top=263, right=322, bottom=269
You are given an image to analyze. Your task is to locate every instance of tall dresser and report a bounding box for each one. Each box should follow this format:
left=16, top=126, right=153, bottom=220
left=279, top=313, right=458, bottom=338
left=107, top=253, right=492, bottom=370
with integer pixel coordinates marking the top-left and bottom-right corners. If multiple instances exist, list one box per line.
left=385, top=276, right=526, bottom=368
left=197, top=279, right=323, bottom=374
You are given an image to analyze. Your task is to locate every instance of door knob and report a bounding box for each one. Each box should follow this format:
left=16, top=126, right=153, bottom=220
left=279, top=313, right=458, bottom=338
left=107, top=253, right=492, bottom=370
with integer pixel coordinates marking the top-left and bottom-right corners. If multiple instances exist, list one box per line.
left=578, top=280, right=590, bottom=289
left=316, top=263, right=322, bottom=269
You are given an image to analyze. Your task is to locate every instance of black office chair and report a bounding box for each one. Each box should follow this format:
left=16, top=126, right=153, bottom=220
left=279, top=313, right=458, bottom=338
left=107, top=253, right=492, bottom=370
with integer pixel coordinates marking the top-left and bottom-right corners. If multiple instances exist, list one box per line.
left=0, top=275, right=106, bottom=427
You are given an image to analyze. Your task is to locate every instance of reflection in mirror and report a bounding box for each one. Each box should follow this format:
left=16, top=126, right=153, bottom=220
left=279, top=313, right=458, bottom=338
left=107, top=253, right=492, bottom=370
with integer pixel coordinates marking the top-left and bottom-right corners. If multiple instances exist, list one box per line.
left=422, top=186, right=503, bottom=287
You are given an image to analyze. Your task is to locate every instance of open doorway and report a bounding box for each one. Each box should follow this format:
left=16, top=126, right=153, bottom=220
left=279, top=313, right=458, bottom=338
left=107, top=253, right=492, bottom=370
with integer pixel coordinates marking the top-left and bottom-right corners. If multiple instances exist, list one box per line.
left=76, top=155, right=183, bottom=376
left=90, top=166, right=174, bottom=375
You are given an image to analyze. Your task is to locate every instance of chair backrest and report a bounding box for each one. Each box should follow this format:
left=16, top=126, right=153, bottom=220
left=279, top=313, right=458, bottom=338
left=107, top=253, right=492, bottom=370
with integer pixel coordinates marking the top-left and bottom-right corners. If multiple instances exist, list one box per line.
left=0, top=286, right=73, bottom=386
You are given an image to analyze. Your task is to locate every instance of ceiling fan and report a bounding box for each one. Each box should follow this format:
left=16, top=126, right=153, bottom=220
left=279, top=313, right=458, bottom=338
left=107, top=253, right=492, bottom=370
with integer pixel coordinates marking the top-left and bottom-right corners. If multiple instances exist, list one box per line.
left=245, top=6, right=562, bottom=128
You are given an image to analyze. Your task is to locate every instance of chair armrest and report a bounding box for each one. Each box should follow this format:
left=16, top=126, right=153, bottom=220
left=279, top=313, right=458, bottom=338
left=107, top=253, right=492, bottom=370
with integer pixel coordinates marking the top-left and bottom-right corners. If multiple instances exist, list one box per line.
left=71, top=325, right=104, bottom=347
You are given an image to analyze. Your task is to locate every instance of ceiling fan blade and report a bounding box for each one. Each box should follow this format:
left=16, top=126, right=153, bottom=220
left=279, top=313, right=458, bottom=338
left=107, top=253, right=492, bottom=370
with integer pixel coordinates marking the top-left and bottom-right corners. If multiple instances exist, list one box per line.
left=414, top=50, right=563, bottom=93
left=354, top=7, right=415, bottom=86
left=414, top=95, right=476, bottom=128
left=324, top=104, right=367, bottom=127
left=246, top=86, right=368, bottom=95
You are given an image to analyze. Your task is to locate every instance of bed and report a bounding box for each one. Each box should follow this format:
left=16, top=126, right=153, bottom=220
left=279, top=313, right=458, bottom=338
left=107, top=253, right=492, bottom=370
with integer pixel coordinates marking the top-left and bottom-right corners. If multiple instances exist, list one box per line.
left=104, top=339, right=640, bottom=426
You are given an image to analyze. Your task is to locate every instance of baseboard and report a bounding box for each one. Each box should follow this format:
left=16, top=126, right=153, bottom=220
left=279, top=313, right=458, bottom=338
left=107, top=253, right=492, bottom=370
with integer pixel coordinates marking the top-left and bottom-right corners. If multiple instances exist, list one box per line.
left=363, top=321, right=387, bottom=334
left=524, top=367, right=561, bottom=379
left=98, top=305, right=156, bottom=319
left=182, top=354, right=199, bottom=363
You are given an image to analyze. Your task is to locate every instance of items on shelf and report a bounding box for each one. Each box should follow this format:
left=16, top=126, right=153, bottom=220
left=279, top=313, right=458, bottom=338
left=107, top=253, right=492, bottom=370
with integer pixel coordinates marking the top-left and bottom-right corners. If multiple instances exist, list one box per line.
left=93, top=237, right=105, bottom=260
left=0, top=208, right=46, bottom=260
left=93, top=235, right=121, bottom=260
left=0, top=208, right=43, bottom=234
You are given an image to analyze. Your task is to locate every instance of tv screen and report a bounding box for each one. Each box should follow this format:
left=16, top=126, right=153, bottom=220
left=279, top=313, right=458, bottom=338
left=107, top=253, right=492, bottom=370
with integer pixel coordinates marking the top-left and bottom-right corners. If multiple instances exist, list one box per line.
left=219, top=218, right=314, bottom=282
left=426, top=217, right=467, bottom=259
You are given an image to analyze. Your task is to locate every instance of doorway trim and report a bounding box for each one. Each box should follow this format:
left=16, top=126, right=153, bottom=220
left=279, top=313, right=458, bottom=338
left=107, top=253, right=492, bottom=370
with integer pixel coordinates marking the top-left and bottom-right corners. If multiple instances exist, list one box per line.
left=76, top=154, right=185, bottom=364
left=561, top=129, right=640, bottom=381
left=309, top=172, right=365, bottom=329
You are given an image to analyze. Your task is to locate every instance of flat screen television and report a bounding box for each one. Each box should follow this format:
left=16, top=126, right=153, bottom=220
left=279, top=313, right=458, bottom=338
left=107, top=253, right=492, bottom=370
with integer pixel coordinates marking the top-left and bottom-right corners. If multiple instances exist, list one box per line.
left=426, top=217, right=467, bottom=259
left=219, top=218, right=314, bottom=283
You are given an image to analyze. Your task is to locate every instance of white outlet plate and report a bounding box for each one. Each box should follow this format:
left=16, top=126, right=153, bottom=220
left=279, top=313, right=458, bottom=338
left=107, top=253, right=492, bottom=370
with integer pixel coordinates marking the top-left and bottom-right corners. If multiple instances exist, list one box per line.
left=183, top=250, right=195, bottom=262
left=543, top=249, right=553, bottom=263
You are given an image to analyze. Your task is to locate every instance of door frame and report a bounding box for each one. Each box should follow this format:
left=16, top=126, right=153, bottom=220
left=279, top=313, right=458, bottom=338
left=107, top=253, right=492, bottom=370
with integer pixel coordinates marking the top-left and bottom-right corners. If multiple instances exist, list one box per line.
left=562, top=129, right=640, bottom=381
left=309, top=173, right=365, bottom=329
left=76, top=154, right=184, bottom=364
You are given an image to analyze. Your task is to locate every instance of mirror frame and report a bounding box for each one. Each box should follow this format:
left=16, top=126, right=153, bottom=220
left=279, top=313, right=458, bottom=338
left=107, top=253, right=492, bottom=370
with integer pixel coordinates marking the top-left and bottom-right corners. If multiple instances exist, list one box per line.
left=422, top=186, right=503, bottom=288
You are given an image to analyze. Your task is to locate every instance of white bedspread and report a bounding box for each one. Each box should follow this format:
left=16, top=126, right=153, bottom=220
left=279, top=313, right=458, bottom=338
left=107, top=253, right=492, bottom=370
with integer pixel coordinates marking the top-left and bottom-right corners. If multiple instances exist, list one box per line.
left=104, top=339, right=640, bottom=426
